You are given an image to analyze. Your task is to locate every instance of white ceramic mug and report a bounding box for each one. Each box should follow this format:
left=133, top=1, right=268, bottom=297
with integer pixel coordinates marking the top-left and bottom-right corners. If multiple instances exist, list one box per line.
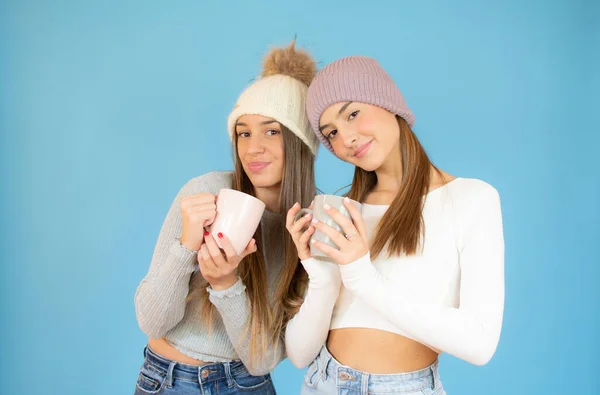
left=208, top=188, right=266, bottom=255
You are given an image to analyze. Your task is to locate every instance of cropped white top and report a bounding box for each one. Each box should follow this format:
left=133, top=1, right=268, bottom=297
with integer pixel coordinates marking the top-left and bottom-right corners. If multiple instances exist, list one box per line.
left=285, top=178, right=505, bottom=368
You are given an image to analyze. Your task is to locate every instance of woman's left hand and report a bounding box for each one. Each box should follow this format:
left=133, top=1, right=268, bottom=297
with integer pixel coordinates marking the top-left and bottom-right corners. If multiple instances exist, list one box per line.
left=198, top=232, right=257, bottom=290
left=310, top=197, right=369, bottom=265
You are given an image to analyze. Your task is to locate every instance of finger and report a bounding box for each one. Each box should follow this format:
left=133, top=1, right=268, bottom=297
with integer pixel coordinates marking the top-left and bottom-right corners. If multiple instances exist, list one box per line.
left=217, top=233, right=237, bottom=261
left=199, top=245, right=219, bottom=272
left=290, top=212, right=312, bottom=234
left=182, top=206, right=217, bottom=225
left=197, top=252, right=213, bottom=276
left=184, top=201, right=215, bottom=215
left=198, top=244, right=210, bottom=262
left=323, top=204, right=356, bottom=236
left=202, top=211, right=218, bottom=227
left=240, top=239, right=258, bottom=259
left=343, top=197, right=367, bottom=240
left=286, top=202, right=301, bottom=229
left=204, top=232, right=227, bottom=266
left=311, top=218, right=348, bottom=248
left=185, top=207, right=217, bottom=220
left=181, top=194, right=215, bottom=209
left=185, top=203, right=217, bottom=213
left=193, top=193, right=216, bottom=203
left=298, top=225, right=315, bottom=246
left=311, top=239, right=344, bottom=263
left=309, top=200, right=314, bottom=210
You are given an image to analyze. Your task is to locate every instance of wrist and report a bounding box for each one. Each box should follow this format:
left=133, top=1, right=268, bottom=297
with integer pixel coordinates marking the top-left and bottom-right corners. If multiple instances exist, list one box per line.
left=209, top=274, right=238, bottom=291
left=180, top=235, right=202, bottom=251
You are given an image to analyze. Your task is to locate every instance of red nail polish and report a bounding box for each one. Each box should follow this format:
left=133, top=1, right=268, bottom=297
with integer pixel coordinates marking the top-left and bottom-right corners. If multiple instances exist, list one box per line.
left=204, top=231, right=210, bottom=236
left=218, top=232, right=223, bottom=238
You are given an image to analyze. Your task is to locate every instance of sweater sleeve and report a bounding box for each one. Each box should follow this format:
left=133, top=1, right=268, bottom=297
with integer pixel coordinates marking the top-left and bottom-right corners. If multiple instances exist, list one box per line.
left=340, top=187, right=505, bottom=366
left=134, top=179, right=201, bottom=338
left=208, top=279, right=285, bottom=376
left=285, top=258, right=342, bottom=368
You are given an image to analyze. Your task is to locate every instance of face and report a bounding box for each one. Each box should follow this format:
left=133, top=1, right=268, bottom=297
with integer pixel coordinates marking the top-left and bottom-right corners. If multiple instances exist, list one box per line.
left=319, top=102, right=400, bottom=171
left=235, top=114, right=285, bottom=189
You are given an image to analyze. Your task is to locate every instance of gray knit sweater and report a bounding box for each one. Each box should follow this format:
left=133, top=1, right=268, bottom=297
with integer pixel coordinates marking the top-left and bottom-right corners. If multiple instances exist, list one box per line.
left=134, top=171, right=286, bottom=375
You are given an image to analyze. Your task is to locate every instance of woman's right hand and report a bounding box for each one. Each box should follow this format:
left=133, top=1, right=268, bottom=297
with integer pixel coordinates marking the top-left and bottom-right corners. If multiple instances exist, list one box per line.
left=179, top=193, right=217, bottom=251
left=286, top=202, right=315, bottom=261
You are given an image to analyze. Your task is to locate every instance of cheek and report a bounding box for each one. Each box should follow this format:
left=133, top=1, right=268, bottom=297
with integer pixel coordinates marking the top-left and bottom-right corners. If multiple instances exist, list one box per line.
left=355, top=115, right=377, bottom=134
left=236, top=140, right=246, bottom=157
left=269, top=138, right=284, bottom=160
left=330, top=139, right=344, bottom=156
left=267, top=139, right=285, bottom=166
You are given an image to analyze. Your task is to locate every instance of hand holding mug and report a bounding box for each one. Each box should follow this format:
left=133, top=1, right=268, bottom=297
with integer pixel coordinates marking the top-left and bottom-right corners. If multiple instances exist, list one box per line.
left=180, top=193, right=217, bottom=251
left=290, top=195, right=363, bottom=262
left=198, top=231, right=257, bottom=290
left=286, top=201, right=316, bottom=261
left=309, top=197, right=369, bottom=265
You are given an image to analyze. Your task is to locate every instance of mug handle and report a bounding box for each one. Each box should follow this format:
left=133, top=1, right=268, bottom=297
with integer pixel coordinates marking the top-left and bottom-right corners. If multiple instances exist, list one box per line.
left=293, top=208, right=313, bottom=224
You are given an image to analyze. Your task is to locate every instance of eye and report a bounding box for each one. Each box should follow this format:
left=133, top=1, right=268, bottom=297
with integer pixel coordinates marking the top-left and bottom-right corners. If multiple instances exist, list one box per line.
left=348, top=110, right=359, bottom=121
left=326, top=129, right=338, bottom=140
left=237, top=131, right=250, bottom=138
left=266, top=129, right=280, bottom=136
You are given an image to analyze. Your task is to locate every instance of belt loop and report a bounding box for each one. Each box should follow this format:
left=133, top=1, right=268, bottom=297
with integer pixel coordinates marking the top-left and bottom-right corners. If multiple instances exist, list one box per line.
left=166, top=361, right=176, bottom=388
left=224, top=362, right=234, bottom=388
left=198, top=367, right=206, bottom=395
left=361, top=373, right=369, bottom=394
left=322, top=353, right=332, bottom=381
left=430, top=364, right=436, bottom=390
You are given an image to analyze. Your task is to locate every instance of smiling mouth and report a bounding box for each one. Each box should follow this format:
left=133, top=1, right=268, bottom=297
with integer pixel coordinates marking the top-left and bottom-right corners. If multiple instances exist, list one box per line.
left=247, top=162, right=270, bottom=172
left=353, top=141, right=372, bottom=158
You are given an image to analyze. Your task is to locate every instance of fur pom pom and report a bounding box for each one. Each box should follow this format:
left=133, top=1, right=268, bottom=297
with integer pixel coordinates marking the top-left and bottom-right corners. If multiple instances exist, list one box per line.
left=261, top=39, right=316, bottom=87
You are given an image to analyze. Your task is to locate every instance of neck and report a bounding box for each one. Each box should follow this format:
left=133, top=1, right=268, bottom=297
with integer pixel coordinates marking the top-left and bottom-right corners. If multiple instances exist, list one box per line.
left=254, top=185, right=280, bottom=212
left=374, top=140, right=404, bottom=192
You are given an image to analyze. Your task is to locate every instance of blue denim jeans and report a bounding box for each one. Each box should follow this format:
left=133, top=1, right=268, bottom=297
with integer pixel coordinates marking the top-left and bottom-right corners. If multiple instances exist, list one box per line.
left=301, top=346, right=446, bottom=395
left=134, top=346, right=276, bottom=395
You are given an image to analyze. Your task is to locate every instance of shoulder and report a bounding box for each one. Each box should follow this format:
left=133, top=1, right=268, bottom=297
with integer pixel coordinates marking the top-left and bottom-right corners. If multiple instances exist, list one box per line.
left=439, top=178, right=502, bottom=227
left=446, top=177, right=500, bottom=206
left=444, top=178, right=503, bottom=238
left=181, top=171, right=234, bottom=196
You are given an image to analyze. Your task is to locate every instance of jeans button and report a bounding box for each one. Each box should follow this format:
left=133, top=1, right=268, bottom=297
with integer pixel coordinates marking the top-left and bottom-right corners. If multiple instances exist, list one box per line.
left=201, top=370, right=209, bottom=379
left=339, top=372, right=353, bottom=381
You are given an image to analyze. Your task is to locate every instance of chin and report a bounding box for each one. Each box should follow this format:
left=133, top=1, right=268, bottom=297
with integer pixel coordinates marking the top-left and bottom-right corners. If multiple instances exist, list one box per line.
left=246, top=173, right=281, bottom=188
left=356, top=164, right=379, bottom=172
left=350, top=157, right=383, bottom=172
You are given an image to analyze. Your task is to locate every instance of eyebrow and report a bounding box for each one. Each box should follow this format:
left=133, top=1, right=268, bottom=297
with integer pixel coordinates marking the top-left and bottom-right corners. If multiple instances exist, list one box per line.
left=318, top=101, right=353, bottom=132
left=235, top=120, right=279, bottom=128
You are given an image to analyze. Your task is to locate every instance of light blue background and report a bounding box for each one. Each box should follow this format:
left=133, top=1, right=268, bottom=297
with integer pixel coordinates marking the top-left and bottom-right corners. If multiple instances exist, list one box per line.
left=1, top=1, right=598, bottom=394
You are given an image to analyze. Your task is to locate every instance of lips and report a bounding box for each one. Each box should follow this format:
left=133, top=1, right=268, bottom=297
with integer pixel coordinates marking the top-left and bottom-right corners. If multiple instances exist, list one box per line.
left=353, top=140, right=372, bottom=158
left=247, top=162, right=270, bottom=172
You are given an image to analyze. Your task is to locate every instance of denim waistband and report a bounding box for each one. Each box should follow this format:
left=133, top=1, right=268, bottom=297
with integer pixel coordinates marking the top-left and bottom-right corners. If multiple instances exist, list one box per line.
left=317, top=345, right=441, bottom=392
left=143, top=345, right=252, bottom=385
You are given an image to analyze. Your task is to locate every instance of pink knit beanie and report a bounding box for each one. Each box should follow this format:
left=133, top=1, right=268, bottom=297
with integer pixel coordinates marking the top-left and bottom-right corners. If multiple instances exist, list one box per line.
left=306, top=56, right=415, bottom=153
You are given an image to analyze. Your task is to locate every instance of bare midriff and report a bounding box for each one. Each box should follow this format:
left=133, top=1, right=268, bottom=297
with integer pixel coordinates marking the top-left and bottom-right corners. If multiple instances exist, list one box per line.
left=327, top=328, right=439, bottom=374
left=148, top=337, right=208, bottom=366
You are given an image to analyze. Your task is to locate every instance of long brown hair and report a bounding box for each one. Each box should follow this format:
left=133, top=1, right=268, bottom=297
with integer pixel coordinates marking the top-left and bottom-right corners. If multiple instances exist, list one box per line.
left=188, top=126, right=315, bottom=367
left=347, top=116, right=440, bottom=259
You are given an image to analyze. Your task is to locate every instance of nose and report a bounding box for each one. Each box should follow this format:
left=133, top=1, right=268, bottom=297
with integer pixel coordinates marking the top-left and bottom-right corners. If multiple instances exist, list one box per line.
left=247, top=134, right=265, bottom=155
left=341, top=128, right=358, bottom=149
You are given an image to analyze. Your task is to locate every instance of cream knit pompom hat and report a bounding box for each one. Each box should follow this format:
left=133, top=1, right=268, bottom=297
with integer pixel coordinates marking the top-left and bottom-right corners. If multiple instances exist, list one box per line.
left=227, top=41, right=319, bottom=154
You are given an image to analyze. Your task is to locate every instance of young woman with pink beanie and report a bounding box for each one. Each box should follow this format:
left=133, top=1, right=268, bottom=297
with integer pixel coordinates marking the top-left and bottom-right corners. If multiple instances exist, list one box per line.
left=286, top=56, right=505, bottom=394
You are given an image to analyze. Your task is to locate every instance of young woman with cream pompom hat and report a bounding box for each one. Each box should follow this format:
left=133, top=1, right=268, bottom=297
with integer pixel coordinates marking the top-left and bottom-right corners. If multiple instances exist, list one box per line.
left=134, top=41, right=319, bottom=395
